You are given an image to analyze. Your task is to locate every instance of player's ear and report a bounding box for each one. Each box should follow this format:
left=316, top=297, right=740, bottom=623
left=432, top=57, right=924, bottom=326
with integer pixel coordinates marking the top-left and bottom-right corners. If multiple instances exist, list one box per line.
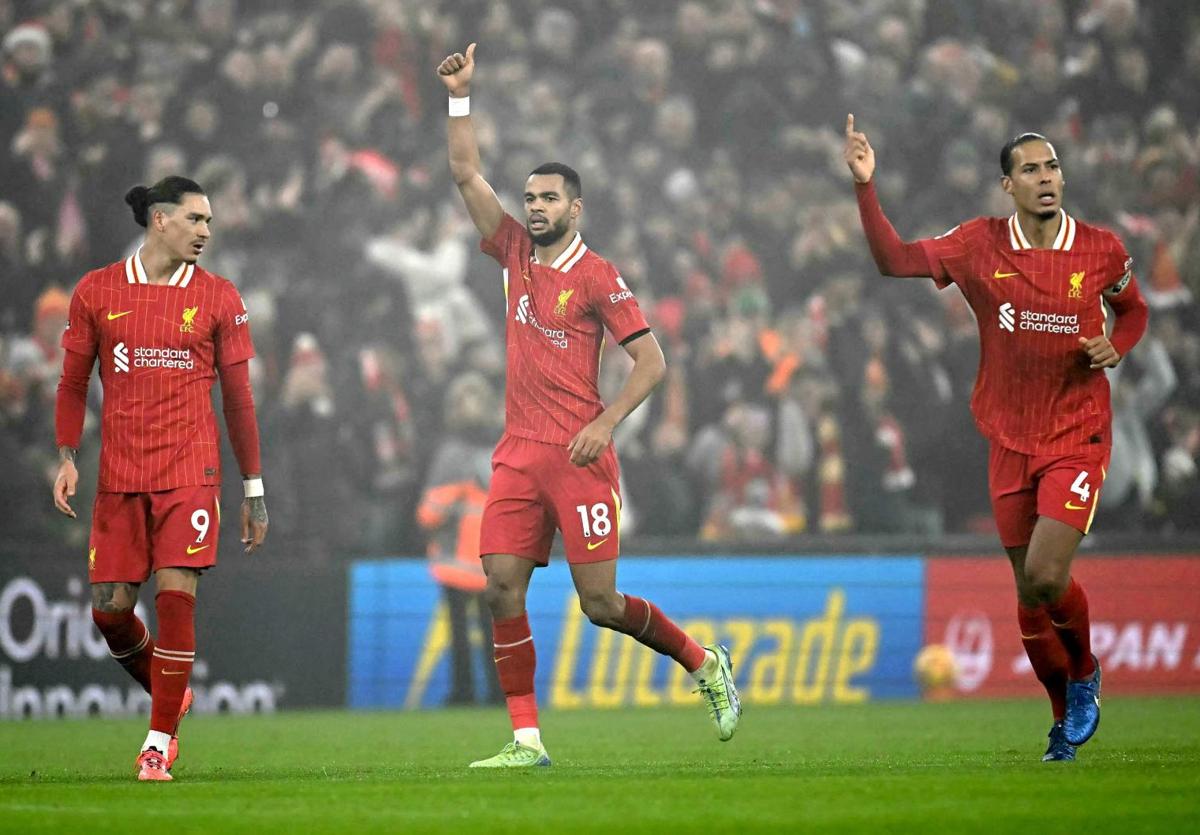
left=570, top=197, right=582, bottom=219
left=1000, top=176, right=1013, bottom=195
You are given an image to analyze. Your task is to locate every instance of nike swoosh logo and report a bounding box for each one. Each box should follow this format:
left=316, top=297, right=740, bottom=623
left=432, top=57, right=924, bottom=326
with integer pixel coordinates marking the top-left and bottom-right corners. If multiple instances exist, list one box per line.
left=992, top=270, right=1019, bottom=279
left=586, top=538, right=609, bottom=551
left=185, top=544, right=210, bottom=555
left=1064, top=501, right=1088, bottom=511
left=160, top=669, right=188, bottom=675
left=107, top=310, right=133, bottom=320
left=494, top=655, right=512, bottom=663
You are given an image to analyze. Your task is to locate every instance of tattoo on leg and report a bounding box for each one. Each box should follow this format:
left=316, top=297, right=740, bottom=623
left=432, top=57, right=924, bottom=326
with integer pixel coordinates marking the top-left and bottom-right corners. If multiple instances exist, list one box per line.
left=91, top=583, right=137, bottom=613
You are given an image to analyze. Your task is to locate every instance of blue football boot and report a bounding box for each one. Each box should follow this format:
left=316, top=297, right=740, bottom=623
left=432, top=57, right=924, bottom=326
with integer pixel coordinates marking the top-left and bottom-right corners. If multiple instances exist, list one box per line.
left=1042, top=721, right=1076, bottom=762
left=1064, top=653, right=1101, bottom=745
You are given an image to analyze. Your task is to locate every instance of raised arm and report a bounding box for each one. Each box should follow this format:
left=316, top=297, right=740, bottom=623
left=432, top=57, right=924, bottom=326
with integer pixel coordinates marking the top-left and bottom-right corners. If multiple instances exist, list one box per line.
left=437, top=43, right=503, bottom=239
left=844, top=114, right=934, bottom=278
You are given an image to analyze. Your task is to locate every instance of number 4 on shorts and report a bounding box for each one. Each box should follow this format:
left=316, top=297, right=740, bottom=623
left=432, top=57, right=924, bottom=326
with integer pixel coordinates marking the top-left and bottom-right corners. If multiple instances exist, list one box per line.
left=1070, top=471, right=1091, bottom=504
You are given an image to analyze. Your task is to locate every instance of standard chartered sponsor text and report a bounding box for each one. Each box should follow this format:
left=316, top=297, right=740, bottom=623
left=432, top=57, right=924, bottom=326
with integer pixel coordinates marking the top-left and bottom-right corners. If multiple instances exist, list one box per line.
left=1019, top=310, right=1080, bottom=334
left=134, top=346, right=195, bottom=369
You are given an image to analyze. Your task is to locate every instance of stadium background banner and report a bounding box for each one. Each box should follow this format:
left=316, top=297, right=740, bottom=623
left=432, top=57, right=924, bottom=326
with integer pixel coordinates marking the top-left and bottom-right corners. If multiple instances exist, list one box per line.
left=348, top=556, right=924, bottom=709
left=925, top=556, right=1200, bottom=697
left=0, top=553, right=347, bottom=719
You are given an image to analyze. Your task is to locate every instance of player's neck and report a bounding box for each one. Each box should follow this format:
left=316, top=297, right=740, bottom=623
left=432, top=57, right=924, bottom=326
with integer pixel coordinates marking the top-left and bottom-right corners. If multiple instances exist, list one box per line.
left=138, top=241, right=186, bottom=285
left=1015, top=209, right=1063, bottom=250
left=532, top=230, right=577, bottom=267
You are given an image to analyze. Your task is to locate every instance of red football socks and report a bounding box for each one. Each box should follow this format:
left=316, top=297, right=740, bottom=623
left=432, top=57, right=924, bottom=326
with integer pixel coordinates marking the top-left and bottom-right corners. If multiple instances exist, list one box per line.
left=150, top=590, right=196, bottom=734
left=1017, top=603, right=1069, bottom=721
left=618, top=594, right=708, bottom=673
left=92, top=608, right=154, bottom=693
left=1047, top=578, right=1096, bottom=680
left=492, top=613, right=538, bottom=731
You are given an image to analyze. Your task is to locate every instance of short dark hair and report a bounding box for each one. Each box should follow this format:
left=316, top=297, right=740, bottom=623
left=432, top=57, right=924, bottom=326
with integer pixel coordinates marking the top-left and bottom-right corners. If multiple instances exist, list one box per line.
left=123, top=176, right=206, bottom=227
left=528, top=162, right=582, bottom=200
left=999, top=133, right=1051, bottom=176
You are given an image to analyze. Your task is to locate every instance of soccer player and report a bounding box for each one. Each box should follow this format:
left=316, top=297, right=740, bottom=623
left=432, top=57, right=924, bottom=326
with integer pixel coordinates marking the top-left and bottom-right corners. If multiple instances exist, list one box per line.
left=52, top=176, right=268, bottom=781
left=437, top=43, right=741, bottom=768
left=843, top=116, right=1149, bottom=761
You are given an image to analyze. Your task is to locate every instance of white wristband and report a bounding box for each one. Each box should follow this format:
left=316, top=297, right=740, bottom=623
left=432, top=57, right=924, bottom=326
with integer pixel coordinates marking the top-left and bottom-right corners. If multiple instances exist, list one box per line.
left=448, top=95, right=470, bottom=117
left=243, top=477, right=264, bottom=498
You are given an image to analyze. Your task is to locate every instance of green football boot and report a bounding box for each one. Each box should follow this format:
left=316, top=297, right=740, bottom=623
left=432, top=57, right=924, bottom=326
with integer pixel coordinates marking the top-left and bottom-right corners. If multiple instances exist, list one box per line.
left=468, top=740, right=552, bottom=768
left=695, top=644, right=742, bottom=741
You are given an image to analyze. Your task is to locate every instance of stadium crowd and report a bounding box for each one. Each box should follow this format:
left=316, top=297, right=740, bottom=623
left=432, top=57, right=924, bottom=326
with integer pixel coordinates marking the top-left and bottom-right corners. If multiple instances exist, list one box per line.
left=2, top=0, right=1199, bottom=557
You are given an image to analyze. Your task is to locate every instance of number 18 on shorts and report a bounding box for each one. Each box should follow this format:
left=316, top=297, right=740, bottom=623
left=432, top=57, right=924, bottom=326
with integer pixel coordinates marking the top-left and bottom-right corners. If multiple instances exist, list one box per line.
left=479, top=434, right=622, bottom=565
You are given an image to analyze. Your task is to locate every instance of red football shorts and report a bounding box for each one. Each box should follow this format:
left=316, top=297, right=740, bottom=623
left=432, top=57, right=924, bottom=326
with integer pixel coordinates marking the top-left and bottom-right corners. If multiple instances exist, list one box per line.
left=988, top=442, right=1110, bottom=549
left=480, top=433, right=622, bottom=565
left=88, top=486, right=222, bottom=583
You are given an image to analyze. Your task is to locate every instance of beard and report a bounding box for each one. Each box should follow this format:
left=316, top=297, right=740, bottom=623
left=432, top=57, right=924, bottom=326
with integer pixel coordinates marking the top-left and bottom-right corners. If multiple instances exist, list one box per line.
left=528, top=214, right=570, bottom=246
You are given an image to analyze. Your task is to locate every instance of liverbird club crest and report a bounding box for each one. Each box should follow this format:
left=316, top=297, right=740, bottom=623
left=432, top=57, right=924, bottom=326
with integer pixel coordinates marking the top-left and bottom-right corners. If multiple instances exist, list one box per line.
left=180, top=305, right=199, bottom=333
left=554, top=289, right=574, bottom=317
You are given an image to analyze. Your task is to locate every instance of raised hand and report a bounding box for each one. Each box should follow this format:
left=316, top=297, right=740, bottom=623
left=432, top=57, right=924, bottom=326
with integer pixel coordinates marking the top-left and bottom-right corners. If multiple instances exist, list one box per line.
left=436, top=42, right=476, bottom=97
left=844, top=114, right=876, bottom=184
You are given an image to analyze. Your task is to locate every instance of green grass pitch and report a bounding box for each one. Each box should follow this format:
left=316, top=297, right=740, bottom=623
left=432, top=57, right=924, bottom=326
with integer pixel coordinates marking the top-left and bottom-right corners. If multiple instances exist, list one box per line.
left=1, top=697, right=1197, bottom=833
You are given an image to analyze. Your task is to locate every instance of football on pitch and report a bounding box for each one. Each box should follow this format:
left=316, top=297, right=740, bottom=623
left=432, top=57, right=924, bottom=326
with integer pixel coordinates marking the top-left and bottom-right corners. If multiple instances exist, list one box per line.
left=913, top=643, right=959, bottom=696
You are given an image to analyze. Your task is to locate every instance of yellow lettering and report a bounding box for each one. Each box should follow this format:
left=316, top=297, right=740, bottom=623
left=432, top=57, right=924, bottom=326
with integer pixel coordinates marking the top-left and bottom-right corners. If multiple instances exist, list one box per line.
left=670, top=620, right=715, bottom=705
left=550, top=593, right=586, bottom=709
left=833, top=618, right=878, bottom=704
left=723, top=618, right=756, bottom=673
left=632, top=644, right=662, bottom=707
left=405, top=600, right=450, bottom=709
left=792, top=589, right=844, bottom=705
left=588, top=627, right=634, bottom=709
left=748, top=619, right=794, bottom=705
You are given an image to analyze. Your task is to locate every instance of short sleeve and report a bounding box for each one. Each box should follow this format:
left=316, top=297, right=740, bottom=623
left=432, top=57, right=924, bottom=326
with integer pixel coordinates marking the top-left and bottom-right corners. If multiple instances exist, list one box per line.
left=591, top=264, right=650, bottom=344
left=917, top=224, right=970, bottom=289
left=479, top=213, right=529, bottom=266
left=214, top=283, right=255, bottom=367
left=61, top=277, right=98, bottom=357
left=1104, top=236, right=1136, bottom=298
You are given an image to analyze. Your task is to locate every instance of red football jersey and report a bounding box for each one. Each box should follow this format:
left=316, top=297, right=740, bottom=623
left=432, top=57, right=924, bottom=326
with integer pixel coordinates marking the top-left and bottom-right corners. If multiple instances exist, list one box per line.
left=918, top=210, right=1135, bottom=456
left=61, top=250, right=255, bottom=491
left=481, top=214, right=651, bottom=445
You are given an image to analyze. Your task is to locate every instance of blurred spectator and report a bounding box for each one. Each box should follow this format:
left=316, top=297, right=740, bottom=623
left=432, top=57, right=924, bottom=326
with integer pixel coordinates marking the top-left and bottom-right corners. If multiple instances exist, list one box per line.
left=416, top=371, right=503, bottom=706
left=267, top=333, right=356, bottom=560
left=1099, top=336, right=1176, bottom=528
left=1160, top=407, right=1200, bottom=531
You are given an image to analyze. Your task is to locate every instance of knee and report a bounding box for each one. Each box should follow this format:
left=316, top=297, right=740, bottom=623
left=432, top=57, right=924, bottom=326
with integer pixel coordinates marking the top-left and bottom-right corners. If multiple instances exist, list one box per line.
left=578, top=592, right=624, bottom=629
left=483, top=574, right=523, bottom=612
left=1024, top=566, right=1068, bottom=605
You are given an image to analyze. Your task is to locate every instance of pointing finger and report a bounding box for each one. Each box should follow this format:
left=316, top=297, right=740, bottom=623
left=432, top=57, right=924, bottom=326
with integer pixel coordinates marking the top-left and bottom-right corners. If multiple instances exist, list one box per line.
left=846, top=113, right=854, bottom=137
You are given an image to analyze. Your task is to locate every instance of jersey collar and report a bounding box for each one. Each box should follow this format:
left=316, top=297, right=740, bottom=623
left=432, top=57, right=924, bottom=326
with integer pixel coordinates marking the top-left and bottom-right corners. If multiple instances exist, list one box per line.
left=1008, top=209, right=1076, bottom=252
left=531, top=232, right=588, bottom=273
left=125, top=246, right=195, bottom=287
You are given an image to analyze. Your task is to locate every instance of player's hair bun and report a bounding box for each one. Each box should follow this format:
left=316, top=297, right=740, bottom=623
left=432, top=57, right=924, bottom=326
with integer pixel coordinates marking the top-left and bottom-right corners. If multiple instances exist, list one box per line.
left=124, top=185, right=151, bottom=227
